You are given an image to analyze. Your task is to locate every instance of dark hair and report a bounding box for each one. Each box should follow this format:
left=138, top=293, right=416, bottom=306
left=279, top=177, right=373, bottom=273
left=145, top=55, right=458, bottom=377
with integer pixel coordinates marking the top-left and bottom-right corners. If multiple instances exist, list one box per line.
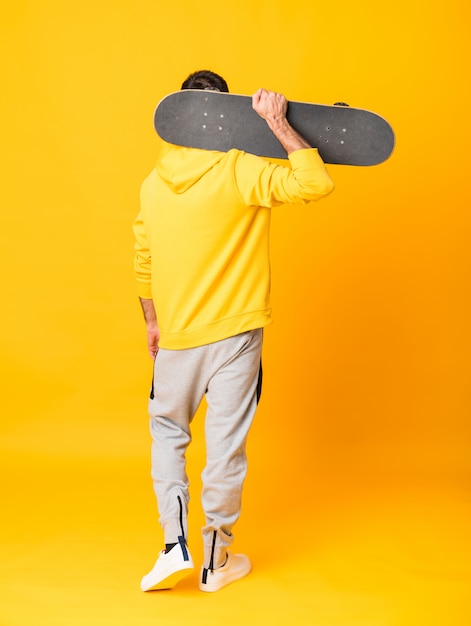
left=181, top=70, right=229, bottom=93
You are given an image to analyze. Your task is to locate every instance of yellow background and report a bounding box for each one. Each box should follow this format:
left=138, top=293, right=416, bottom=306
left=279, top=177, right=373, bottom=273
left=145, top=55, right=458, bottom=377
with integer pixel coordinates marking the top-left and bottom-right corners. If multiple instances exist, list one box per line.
left=1, top=1, right=470, bottom=625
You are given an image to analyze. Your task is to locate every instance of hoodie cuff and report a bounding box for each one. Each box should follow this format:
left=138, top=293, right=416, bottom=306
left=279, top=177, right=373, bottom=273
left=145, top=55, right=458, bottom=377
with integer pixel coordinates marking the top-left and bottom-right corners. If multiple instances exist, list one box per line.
left=288, top=147, right=325, bottom=168
left=136, top=281, right=153, bottom=300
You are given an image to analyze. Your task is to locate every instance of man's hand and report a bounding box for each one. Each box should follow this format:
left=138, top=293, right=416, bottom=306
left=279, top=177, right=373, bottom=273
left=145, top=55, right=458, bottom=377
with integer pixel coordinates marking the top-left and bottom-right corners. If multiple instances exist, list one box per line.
left=147, top=326, right=160, bottom=360
left=252, top=88, right=288, bottom=130
left=252, top=88, right=311, bottom=155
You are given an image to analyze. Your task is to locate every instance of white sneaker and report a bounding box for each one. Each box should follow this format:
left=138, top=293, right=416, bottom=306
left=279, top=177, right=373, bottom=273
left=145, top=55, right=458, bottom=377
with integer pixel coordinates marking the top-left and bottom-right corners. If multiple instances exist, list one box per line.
left=140, top=542, right=194, bottom=591
left=199, top=552, right=251, bottom=592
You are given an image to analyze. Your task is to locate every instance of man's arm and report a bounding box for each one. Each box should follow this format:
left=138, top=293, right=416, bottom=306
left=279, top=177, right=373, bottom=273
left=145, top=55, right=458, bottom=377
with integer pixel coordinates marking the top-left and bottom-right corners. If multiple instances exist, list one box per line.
left=252, top=88, right=311, bottom=154
left=139, top=297, right=160, bottom=360
left=133, top=209, right=160, bottom=359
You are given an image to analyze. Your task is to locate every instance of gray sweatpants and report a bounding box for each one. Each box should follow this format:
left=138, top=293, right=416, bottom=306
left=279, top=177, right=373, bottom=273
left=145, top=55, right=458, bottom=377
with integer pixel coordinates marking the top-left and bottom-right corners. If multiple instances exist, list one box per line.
left=148, top=328, right=263, bottom=570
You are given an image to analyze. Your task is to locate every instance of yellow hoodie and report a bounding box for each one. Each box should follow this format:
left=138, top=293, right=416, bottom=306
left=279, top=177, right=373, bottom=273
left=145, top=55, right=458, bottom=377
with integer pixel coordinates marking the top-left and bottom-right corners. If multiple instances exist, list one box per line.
left=133, top=142, right=334, bottom=349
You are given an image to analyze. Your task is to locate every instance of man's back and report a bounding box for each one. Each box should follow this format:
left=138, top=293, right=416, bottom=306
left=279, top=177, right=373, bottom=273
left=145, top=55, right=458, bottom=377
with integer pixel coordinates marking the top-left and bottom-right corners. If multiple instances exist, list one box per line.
left=134, top=141, right=333, bottom=350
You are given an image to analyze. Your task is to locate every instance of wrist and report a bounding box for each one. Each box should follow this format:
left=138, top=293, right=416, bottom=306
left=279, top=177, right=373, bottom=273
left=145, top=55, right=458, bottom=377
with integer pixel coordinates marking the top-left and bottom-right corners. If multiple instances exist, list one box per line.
left=266, top=117, right=289, bottom=133
left=139, top=297, right=158, bottom=328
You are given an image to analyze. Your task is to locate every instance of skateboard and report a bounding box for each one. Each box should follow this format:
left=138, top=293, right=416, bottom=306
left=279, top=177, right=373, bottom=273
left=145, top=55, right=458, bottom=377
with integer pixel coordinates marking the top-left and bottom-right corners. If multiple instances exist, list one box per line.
left=154, top=90, right=395, bottom=166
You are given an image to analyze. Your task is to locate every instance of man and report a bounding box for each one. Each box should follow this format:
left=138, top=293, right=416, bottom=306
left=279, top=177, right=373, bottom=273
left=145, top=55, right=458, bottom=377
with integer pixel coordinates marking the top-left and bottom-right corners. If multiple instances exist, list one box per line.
left=133, top=70, right=334, bottom=593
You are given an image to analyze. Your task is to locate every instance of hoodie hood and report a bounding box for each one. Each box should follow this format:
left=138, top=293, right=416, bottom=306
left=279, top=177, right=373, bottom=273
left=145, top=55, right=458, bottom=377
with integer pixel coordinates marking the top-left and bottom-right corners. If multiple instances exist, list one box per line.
left=155, top=141, right=226, bottom=194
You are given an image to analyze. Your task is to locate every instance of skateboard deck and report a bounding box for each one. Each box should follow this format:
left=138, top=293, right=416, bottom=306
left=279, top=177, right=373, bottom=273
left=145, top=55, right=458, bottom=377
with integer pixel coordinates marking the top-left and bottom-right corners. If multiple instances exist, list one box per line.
left=154, top=90, right=395, bottom=166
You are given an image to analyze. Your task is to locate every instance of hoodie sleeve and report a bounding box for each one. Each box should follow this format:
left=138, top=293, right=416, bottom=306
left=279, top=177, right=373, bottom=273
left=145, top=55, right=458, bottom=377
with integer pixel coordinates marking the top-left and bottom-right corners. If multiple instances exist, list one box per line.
left=234, top=148, right=334, bottom=208
left=133, top=209, right=153, bottom=299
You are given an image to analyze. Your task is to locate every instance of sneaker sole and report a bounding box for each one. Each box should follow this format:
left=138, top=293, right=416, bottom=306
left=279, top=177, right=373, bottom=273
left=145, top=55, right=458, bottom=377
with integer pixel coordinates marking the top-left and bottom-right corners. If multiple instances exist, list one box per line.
left=142, top=565, right=194, bottom=591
